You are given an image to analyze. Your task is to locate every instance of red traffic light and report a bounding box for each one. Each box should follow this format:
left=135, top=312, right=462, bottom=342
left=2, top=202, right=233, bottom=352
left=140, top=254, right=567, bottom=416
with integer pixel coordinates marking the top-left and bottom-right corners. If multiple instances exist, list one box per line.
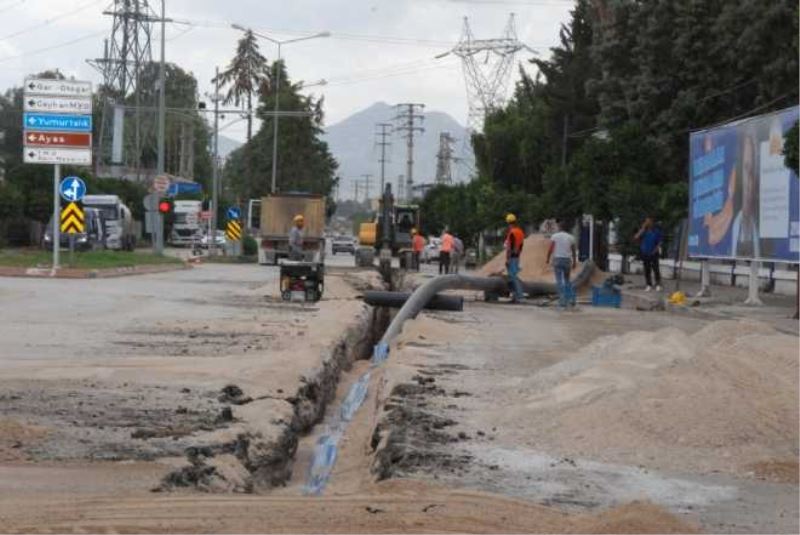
left=158, top=201, right=171, bottom=213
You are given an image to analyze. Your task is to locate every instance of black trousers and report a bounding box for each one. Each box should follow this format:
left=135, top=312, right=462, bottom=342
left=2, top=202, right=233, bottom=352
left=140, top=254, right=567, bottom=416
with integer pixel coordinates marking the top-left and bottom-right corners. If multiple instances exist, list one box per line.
left=412, top=252, right=421, bottom=271
left=439, top=251, right=451, bottom=274
left=642, top=253, right=661, bottom=286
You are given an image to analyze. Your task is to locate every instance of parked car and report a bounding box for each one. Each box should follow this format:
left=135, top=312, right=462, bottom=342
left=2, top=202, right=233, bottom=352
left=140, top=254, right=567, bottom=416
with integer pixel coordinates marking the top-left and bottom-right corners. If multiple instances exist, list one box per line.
left=423, top=237, right=441, bottom=263
left=200, top=230, right=227, bottom=248
left=42, top=208, right=106, bottom=251
left=332, top=235, right=356, bottom=255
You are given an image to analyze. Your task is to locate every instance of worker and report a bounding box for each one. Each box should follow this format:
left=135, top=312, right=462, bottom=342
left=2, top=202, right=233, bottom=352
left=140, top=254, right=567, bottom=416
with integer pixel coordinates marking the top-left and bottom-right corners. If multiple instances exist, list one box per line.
left=505, top=213, right=525, bottom=303
left=411, top=228, right=425, bottom=271
left=634, top=216, right=663, bottom=292
left=452, top=235, right=464, bottom=274
left=439, top=227, right=454, bottom=274
left=288, top=214, right=305, bottom=261
left=545, top=219, right=577, bottom=309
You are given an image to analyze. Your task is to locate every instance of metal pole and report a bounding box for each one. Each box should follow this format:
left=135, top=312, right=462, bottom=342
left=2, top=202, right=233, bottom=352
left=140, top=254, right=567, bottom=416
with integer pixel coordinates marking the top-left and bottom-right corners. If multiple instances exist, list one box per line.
left=157, top=0, right=166, bottom=174
left=270, top=44, right=281, bottom=194
left=52, top=164, right=60, bottom=271
left=211, top=66, right=220, bottom=256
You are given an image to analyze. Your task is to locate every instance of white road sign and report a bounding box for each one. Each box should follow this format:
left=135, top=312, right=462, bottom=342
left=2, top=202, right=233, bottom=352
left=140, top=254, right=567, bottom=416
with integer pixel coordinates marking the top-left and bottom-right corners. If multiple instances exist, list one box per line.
left=24, top=147, right=92, bottom=165
left=24, top=78, right=92, bottom=98
left=24, top=95, right=92, bottom=114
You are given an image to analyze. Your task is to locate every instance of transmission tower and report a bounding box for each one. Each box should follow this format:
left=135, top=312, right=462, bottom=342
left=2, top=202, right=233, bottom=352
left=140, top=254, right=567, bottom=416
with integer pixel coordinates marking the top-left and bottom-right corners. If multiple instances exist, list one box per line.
left=393, top=103, right=425, bottom=203
left=437, top=14, right=535, bottom=132
left=435, top=132, right=456, bottom=185
left=375, top=123, right=392, bottom=194
left=88, top=0, right=158, bottom=178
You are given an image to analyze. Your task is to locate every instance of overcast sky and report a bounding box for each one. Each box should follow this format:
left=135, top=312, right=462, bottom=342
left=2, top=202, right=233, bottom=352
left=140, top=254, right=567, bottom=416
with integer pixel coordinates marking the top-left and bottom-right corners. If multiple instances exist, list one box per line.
left=0, top=0, right=574, bottom=142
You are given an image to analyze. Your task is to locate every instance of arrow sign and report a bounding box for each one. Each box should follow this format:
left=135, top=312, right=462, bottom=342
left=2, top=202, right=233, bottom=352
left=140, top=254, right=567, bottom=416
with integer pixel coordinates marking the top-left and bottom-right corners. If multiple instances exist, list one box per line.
left=226, top=206, right=241, bottom=220
left=24, top=78, right=92, bottom=98
left=24, top=147, right=91, bottom=165
left=25, top=131, right=91, bottom=148
left=24, top=95, right=92, bottom=114
left=60, top=202, right=85, bottom=234
left=59, top=176, right=87, bottom=202
left=23, top=113, right=91, bottom=132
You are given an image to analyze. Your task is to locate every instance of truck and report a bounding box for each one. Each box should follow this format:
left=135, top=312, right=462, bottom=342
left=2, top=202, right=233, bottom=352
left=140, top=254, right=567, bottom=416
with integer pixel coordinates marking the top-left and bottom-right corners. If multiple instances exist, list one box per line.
left=169, top=200, right=203, bottom=247
left=81, top=194, right=136, bottom=251
left=248, top=193, right=326, bottom=265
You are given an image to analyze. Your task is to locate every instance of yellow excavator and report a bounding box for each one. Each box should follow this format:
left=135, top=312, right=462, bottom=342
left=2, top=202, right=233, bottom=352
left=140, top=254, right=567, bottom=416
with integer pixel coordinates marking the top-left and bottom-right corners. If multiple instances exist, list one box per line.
left=355, top=184, right=419, bottom=274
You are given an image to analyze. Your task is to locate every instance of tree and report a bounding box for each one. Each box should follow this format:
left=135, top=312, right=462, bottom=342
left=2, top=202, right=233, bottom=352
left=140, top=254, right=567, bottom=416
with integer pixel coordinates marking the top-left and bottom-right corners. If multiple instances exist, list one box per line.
left=214, top=30, right=269, bottom=141
left=224, top=60, right=338, bottom=201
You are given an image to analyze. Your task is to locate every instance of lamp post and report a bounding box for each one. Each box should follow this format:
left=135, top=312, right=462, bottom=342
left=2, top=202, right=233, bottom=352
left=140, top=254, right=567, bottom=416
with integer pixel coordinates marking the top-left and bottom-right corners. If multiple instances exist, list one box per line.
left=231, top=24, right=330, bottom=193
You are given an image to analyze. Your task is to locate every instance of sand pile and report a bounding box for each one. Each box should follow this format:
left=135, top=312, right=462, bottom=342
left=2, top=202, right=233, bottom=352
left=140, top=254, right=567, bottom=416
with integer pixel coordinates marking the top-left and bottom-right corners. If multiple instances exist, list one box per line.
left=515, top=320, right=799, bottom=476
left=480, top=234, right=554, bottom=281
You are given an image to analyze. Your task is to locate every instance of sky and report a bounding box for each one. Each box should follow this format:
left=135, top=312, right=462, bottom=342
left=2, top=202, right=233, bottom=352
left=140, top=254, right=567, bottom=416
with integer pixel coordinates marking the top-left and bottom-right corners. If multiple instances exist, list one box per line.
left=0, top=0, right=575, bottom=142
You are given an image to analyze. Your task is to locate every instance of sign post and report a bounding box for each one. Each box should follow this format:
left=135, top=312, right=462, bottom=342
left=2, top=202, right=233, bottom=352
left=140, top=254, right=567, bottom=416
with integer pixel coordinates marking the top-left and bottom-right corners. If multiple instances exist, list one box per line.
left=23, top=77, right=92, bottom=272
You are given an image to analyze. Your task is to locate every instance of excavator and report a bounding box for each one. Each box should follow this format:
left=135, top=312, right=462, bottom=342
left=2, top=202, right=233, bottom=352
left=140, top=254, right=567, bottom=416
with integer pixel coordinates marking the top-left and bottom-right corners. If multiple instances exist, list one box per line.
left=355, top=184, right=420, bottom=278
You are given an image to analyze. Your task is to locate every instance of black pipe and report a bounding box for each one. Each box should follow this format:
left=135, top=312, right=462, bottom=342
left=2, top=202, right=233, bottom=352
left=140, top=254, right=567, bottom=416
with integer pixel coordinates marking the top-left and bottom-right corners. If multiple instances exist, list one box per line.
left=362, top=290, right=464, bottom=311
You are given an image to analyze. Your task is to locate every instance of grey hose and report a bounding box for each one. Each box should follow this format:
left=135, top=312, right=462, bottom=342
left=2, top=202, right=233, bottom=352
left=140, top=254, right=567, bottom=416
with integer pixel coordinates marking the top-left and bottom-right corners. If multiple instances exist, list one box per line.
left=377, top=261, right=596, bottom=352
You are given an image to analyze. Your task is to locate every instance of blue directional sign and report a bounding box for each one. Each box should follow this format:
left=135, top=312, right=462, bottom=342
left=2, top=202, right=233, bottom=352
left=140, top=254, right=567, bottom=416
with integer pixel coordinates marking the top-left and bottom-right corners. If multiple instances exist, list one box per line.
left=227, top=206, right=241, bottom=220
left=23, top=113, right=92, bottom=132
left=59, top=176, right=87, bottom=202
left=165, top=181, right=202, bottom=197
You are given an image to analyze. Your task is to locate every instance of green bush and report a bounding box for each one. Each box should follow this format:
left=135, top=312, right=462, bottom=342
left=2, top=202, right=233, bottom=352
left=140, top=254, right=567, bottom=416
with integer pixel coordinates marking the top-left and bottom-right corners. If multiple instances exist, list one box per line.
left=242, top=235, right=258, bottom=256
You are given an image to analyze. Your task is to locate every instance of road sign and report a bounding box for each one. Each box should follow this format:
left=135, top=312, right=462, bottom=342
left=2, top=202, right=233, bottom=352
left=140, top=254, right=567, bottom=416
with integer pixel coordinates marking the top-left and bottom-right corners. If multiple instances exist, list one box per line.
left=199, top=210, right=213, bottom=221
left=59, top=176, right=87, bottom=202
left=24, top=95, right=92, bottom=114
left=24, top=147, right=91, bottom=165
left=227, top=206, right=241, bottom=220
left=24, top=113, right=92, bottom=132
left=25, top=131, right=91, bottom=148
left=25, top=78, right=92, bottom=98
left=60, top=202, right=84, bottom=234
left=226, top=220, right=242, bottom=241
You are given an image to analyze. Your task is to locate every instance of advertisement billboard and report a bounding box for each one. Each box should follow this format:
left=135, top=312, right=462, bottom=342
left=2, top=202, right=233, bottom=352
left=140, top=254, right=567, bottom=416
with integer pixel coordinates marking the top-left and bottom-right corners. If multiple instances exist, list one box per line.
left=688, top=106, right=799, bottom=263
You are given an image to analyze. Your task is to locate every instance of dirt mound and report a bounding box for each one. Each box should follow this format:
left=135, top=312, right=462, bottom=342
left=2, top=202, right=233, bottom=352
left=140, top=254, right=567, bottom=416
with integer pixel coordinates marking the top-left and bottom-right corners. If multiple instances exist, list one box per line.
left=480, top=234, right=554, bottom=281
left=517, top=320, right=799, bottom=476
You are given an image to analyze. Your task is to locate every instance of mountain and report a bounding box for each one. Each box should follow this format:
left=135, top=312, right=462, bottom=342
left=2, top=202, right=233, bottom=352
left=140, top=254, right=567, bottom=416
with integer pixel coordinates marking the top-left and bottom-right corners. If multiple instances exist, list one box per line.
left=217, top=135, right=243, bottom=160
left=322, top=102, right=475, bottom=200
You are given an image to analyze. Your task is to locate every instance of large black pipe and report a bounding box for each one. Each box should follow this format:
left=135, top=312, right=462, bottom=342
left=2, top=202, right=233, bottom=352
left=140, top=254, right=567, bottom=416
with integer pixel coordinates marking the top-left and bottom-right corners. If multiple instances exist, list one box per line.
left=362, top=290, right=463, bottom=311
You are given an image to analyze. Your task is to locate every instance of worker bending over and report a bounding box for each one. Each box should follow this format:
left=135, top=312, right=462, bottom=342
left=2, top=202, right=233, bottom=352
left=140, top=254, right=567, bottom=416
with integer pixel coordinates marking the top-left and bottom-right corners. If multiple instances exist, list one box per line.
left=505, top=213, right=525, bottom=303
left=411, top=228, right=425, bottom=271
left=288, top=214, right=305, bottom=261
left=545, top=220, right=577, bottom=309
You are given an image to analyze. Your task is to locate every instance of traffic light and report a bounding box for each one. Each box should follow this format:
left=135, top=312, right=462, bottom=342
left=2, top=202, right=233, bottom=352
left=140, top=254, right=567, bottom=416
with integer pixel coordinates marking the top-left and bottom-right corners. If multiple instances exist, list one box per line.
left=158, top=199, right=172, bottom=214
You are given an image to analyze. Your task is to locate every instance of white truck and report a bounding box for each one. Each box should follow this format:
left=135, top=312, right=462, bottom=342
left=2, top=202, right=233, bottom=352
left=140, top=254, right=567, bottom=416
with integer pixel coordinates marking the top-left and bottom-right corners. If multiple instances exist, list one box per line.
left=169, top=200, right=203, bottom=247
left=81, top=194, right=136, bottom=251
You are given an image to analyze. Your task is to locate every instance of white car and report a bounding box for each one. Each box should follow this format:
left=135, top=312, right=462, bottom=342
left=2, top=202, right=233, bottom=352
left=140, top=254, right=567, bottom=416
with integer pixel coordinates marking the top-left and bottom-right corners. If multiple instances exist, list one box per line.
left=423, top=237, right=441, bottom=263
left=200, top=230, right=227, bottom=248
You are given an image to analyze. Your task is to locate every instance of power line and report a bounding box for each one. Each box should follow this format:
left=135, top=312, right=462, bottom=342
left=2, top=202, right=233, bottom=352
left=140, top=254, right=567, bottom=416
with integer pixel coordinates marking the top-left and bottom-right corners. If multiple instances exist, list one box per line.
left=0, top=0, right=104, bottom=42
left=375, top=123, right=392, bottom=194
left=394, top=103, right=425, bottom=203
left=0, top=29, right=107, bottom=63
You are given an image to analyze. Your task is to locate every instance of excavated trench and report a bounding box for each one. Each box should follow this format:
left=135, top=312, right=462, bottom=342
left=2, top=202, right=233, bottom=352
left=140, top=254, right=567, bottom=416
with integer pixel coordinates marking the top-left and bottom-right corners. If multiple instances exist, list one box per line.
left=158, top=301, right=393, bottom=493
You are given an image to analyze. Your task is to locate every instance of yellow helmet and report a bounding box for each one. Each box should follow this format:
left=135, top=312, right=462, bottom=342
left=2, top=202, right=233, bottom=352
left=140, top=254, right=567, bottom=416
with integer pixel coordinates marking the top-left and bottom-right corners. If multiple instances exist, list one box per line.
left=293, top=214, right=304, bottom=223
left=411, top=228, right=418, bottom=235
left=505, top=213, right=517, bottom=224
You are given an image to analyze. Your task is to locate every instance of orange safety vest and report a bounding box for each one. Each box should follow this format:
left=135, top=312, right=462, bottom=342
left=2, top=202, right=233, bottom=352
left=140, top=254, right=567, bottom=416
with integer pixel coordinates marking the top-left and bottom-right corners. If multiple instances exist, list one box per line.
left=441, top=233, right=454, bottom=253
left=413, top=234, right=425, bottom=252
left=506, top=226, right=524, bottom=257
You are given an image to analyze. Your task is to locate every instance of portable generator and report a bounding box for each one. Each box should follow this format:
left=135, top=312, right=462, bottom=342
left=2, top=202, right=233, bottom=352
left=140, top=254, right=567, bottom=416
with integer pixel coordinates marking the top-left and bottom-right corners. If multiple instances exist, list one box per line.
left=279, top=260, right=324, bottom=302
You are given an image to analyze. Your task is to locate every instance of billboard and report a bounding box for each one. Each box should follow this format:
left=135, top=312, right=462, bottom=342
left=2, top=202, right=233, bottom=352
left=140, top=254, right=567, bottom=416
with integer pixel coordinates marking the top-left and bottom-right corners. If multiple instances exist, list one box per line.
left=688, top=106, right=799, bottom=263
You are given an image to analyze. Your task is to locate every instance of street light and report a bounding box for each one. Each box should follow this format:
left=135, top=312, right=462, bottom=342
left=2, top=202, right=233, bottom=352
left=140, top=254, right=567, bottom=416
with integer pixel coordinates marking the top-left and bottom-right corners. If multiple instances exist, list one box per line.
left=231, top=25, right=330, bottom=194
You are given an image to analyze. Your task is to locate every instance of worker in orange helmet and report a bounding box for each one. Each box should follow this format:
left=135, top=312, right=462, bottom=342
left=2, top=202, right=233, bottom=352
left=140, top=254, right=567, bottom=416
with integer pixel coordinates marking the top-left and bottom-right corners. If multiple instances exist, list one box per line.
left=411, top=228, right=426, bottom=272
left=505, top=213, right=525, bottom=303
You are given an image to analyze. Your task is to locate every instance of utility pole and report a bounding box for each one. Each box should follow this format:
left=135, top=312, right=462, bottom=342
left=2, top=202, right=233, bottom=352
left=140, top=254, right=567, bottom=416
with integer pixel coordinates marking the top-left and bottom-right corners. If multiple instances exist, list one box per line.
left=211, top=66, right=221, bottom=257
left=394, top=104, right=425, bottom=203
left=375, top=123, right=392, bottom=194
left=361, top=174, right=372, bottom=203
left=156, top=0, right=166, bottom=175
left=397, top=174, right=405, bottom=202
left=353, top=179, right=360, bottom=202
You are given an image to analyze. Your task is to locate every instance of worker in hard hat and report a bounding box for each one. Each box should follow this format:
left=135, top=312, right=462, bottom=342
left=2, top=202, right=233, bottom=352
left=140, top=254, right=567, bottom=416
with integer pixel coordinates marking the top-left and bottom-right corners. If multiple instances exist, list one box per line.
left=439, top=227, right=454, bottom=274
left=411, top=228, right=425, bottom=271
left=288, top=214, right=305, bottom=261
left=505, top=213, right=525, bottom=303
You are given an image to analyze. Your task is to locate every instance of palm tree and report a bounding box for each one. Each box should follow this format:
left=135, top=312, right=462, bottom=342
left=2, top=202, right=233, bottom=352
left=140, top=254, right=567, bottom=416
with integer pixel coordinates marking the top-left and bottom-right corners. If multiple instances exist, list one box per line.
left=214, top=30, right=268, bottom=141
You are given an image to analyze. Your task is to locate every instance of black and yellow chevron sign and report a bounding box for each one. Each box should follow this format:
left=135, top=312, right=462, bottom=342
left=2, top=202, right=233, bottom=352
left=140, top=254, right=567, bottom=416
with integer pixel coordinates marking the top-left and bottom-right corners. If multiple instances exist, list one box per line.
left=60, top=202, right=84, bottom=234
left=226, top=219, right=242, bottom=241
